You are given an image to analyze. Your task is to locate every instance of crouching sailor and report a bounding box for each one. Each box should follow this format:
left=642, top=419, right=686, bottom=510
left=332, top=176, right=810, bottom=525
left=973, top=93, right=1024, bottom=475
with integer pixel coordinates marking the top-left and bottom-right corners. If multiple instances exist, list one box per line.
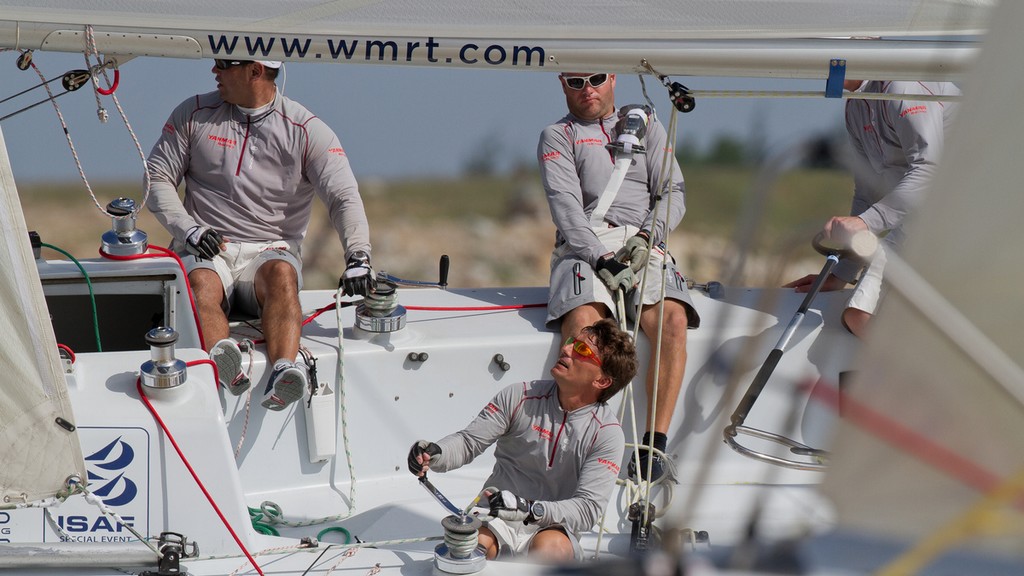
left=408, top=319, right=637, bottom=562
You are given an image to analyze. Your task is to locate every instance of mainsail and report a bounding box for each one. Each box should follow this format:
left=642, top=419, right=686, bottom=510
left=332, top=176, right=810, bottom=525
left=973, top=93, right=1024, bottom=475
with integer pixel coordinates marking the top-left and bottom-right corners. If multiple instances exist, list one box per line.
left=0, top=125, right=86, bottom=505
left=0, top=1, right=995, bottom=78
left=820, top=0, right=1024, bottom=563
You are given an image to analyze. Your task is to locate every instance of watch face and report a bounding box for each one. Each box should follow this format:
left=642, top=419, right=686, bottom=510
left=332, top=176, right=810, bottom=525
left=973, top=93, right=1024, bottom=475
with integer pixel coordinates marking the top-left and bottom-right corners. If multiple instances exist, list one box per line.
left=531, top=502, right=545, bottom=519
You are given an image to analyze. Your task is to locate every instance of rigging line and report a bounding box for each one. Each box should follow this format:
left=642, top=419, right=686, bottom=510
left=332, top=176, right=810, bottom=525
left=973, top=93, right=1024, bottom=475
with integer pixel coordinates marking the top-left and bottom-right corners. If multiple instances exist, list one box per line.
left=685, top=89, right=963, bottom=103
left=84, top=25, right=153, bottom=216
left=136, top=378, right=265, bottom=575
left=99, top=245, right=207, bottom=350
left=41, top=242, right=102, bottom=351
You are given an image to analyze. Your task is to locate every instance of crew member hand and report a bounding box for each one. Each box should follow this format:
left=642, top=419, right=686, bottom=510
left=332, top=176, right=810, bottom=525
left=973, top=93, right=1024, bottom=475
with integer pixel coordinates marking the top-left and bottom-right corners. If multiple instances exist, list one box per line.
left=339, top=251, right=375, bottom=296
left=596, top=255, right=636, bottom=294
left=783, top=274, right=849, bottom=294
left=614, top=231, right=650, bottom=273
left=185, top=226, right=224, bottom=260
left=407, top=440, right=441, bottom=477
left=486, top=489, right=533, bottom=524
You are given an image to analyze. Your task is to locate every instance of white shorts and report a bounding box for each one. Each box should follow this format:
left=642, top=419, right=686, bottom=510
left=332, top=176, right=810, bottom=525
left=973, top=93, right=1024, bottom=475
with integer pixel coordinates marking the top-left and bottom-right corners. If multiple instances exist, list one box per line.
left=547, top=225, right=699, bottom=328
left=180, top=239, right=302, bottom=317
left=485, top=518, right=583, bottom=560
left=846, top=242, right=887, bottom=316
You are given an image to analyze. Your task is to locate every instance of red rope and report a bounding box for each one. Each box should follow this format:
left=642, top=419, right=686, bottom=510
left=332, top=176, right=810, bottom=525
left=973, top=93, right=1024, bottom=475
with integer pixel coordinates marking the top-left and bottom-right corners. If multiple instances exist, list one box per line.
left=99, top=246, right=207, bottom=350
left=96, top=68, right=119, bottom=95
left=57, top=343, right=76, bottom=364
left=404, top=303, right=545, bottom=311
left=136, top=379, right=264, bottom=575
left=808, top=380, right=1018, bottom=502
left=186, top=358, right=220, bottom=390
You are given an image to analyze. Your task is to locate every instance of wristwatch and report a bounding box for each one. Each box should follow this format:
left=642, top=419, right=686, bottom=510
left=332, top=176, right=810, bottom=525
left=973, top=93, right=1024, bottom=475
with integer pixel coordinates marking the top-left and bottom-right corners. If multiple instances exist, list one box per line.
left=528, top=501, right=546, bottom=525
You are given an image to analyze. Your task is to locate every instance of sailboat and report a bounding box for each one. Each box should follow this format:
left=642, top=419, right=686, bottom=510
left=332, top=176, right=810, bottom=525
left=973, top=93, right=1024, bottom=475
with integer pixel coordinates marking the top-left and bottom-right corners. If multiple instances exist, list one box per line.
left=2, top=0, right=1021, bottom=574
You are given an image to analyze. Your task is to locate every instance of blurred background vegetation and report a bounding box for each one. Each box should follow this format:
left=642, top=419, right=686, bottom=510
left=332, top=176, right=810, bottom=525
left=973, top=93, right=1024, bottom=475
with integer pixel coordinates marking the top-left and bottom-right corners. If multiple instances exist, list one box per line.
left=18, top=132, right=853, bottom=291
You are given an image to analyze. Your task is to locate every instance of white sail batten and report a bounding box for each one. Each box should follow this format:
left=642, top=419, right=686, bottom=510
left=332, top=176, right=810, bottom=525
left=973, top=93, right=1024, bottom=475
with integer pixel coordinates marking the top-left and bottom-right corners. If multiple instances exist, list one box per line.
left=0, top=126, right=86, bottom=506
left=821, top=0, right=1024, bottom=558
left=0, top=1, right=993, bottom=79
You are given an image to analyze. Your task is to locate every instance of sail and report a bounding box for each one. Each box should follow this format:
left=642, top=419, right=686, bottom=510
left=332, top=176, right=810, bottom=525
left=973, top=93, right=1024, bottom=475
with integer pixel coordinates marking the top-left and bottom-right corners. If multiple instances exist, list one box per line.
left=0, top=125, right=86, bottom=505
left=0, top=0, right=995, bottom=78
left=820, top=0, right=1024, bottom=561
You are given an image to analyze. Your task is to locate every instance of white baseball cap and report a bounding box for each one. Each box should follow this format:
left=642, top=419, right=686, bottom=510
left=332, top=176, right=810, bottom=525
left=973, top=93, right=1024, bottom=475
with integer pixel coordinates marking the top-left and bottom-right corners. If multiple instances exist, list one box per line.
left=258, top=60, right=282, bottom=69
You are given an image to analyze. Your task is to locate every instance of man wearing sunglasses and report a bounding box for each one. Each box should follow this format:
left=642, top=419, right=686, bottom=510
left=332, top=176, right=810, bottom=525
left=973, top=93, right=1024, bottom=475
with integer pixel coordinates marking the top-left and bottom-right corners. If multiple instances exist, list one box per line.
left=537, top=72, right=701, bottom=483
left=147, top=59, right=374, bottom=411
left=408, top=318, right=637, bottom=562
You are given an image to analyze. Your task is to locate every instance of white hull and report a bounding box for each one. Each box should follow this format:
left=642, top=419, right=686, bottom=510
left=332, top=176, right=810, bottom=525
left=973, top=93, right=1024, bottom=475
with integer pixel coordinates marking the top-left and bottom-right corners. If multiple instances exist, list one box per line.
left=2, top=254, right=854, bottom=574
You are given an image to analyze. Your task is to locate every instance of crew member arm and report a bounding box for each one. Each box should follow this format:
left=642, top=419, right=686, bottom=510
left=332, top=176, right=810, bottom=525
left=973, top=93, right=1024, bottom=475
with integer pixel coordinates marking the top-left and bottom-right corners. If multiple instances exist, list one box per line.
left=304, top=120, right=372, bottom=260
left=855, top=96, right=946, bottom=236
left=430, top=387, right=514, bottom=473
left=539, top=125, right=609, bottom=268
left=146, top=99, right=202, bottom=241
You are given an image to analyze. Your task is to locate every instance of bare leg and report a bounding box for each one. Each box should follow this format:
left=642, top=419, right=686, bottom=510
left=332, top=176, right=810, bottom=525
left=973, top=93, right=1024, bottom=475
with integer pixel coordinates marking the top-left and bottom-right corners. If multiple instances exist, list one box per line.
left=254, top=260, right=301, bottom=364
left=528, top=528, right=575, bottom=563
left=637, top=299, right=689, bottom=434
left=189, top=268, right=229, bottom=351
left=478, top=526, right=500, bottom=560
left=842, top=307, right=872, bottom=339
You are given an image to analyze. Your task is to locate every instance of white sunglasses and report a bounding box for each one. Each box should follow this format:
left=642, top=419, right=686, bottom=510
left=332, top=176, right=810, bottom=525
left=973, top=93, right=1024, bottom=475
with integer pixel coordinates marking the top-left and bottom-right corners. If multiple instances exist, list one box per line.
left=561, top=73, right=609, bottom=90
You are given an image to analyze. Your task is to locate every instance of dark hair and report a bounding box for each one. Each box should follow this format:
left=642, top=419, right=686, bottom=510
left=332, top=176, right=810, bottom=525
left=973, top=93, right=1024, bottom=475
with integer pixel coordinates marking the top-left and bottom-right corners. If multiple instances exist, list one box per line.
left=583, top=318, right=638, bottom=403
left=263, top=66, right=279, bottom=82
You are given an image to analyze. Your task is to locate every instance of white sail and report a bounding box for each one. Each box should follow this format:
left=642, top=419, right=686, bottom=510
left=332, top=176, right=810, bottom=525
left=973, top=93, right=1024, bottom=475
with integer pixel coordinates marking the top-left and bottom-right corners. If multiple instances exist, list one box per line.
left=0, top=0, right=994, bottom=78
left=820, top=0, right=1024, bottom=562
left=0, top=125, right=86, bottom=505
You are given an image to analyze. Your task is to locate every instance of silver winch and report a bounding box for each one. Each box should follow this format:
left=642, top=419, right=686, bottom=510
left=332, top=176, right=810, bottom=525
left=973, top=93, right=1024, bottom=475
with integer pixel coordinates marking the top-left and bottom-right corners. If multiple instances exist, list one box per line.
left=101, top=197, right=148, bottom=256
left=434, top=514, right=486, bottom=574
left=140, top=327, right=187, bottom=389
left=354, top=277, right=406, bottom=333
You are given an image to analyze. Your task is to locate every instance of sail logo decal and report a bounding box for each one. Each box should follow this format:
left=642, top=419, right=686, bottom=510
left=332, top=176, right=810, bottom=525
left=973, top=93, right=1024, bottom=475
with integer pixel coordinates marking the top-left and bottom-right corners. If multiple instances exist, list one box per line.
left=85, top=437, right=138, bottom=507
left=46, top=427, right=150, bottom=543
left=208, top=34, right=546, bottom=68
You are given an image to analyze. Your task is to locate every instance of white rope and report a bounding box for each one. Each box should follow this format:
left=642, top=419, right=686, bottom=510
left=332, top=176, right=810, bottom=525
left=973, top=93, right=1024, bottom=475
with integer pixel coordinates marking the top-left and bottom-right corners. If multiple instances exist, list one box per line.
left=685, top=89, right=962, bottom=103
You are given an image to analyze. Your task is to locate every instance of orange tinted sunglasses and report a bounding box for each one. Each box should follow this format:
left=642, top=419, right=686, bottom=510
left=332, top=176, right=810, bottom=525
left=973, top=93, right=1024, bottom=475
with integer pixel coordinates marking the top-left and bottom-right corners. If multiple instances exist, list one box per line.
left=563, top=336, right=602, bottom=367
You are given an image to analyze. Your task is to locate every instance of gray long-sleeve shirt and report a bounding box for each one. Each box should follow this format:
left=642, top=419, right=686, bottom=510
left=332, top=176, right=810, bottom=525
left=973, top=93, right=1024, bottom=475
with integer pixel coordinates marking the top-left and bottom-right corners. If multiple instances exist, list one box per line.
left=538, top=110, right=686, bottom=268
left=146, top=90, right=371, bottom=260
left=834, top=80, right=959, bottom=282
left=431, top=380, right=624, bottom=536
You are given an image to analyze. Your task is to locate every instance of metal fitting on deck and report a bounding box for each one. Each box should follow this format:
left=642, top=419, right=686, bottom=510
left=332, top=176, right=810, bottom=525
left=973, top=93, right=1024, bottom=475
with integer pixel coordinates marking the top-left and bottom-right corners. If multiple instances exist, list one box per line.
left=140, top=327, right=187, bottom=389
left=101, top=197, right=148, bottom=256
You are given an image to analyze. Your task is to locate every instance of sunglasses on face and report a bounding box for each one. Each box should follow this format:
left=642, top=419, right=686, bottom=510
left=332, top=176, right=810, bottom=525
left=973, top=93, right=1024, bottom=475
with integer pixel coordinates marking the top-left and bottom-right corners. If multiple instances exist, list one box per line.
left=214, top=59, right=248, bottom=70
left=562, top=73, right=609, bottom=90
left=563, top=336, right=603, bottom=366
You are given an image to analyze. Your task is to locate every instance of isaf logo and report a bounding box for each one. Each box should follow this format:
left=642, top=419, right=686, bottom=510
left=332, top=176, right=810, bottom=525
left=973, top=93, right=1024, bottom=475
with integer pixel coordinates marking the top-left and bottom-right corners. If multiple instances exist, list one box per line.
left=85, top=437, right=138, bottom=507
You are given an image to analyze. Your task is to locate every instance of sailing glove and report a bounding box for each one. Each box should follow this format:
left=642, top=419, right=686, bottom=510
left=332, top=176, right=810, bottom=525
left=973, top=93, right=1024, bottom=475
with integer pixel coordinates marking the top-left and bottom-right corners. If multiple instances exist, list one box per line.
left=185, top=226, right=224, bottom=260
left=339, top=251, right=375, bottom=296
left=614, top=230, right=651, bottom=273
left=486, top=489, right=534, bottom=524
left=407, top=440, right=441, bottom=477
left=596, top=254, right=636, bottom=294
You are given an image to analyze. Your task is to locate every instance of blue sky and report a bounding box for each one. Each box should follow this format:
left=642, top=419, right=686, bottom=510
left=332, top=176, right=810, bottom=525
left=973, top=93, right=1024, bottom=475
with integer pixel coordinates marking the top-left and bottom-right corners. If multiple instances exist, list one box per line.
left=1, top=53, right=845, bottom=184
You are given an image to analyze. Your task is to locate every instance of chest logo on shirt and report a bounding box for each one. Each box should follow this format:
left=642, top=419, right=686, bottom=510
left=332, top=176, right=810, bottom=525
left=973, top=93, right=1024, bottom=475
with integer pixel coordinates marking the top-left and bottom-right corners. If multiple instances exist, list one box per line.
left=532, top=424, right=554, bottom=440
left=900, top=105, right=927, bottom=118
left=542, top=151, right=561, bottom=162
left=575, top=138, right=603, bottom=146
left=207, top=135, right=237, bottom=149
